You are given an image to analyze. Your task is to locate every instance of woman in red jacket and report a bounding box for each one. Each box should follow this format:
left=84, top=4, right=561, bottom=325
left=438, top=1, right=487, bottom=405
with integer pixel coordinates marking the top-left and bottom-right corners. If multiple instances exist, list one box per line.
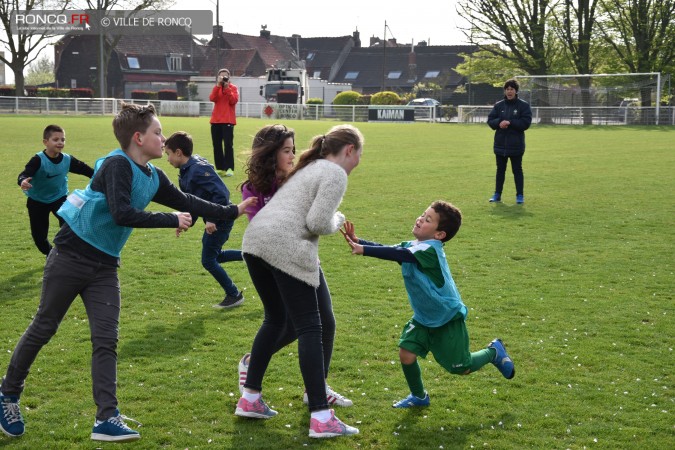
left=209, top=68, right=239, bottom=176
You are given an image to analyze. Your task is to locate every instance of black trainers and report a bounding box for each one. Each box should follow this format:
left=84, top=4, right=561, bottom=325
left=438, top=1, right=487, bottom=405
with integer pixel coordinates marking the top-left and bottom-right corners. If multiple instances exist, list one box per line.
left=214, top=291, right=244, bottom=309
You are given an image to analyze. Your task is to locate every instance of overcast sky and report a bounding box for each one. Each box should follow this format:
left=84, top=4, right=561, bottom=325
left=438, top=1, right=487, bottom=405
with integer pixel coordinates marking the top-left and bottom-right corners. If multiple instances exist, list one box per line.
left=172, top=0, right=470, bottom=46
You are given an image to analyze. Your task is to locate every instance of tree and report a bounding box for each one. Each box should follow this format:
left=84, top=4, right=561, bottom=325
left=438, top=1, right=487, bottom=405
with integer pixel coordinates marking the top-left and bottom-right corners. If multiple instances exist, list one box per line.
left=552, top=0, right=601, bottom=123
left=25, top=54, right=54, bottom=86
left=454, top=49, right=528, bottom=86
left=457, top=0, right=560, bottom=76
left=457, top=0, right=561, bottom=121
left=597, top=0, right=675, bottom=105
left=0, top=0, right=70, bottom=96
left=74, top=1, right=166, bottom=96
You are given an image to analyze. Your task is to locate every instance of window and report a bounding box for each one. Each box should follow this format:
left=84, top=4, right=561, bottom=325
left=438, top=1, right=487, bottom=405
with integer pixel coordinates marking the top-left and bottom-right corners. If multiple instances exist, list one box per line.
left=425, top=70, right=440, bottom=78
left=344, top=71, right=359, bottom=80
left=306, top=52, right=315, bottom=61
left=313, top=71, right=321, bottom=78
left=168, top=54, right=182, bottom=71
left=387, top=71, right=402, bottom=79
left=127, top=57, right=140, bottom=69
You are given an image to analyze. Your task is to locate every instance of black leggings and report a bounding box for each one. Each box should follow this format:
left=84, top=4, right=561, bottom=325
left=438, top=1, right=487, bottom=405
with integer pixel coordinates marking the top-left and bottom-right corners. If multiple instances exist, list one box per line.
left=242, top=254, right=332, bottom=412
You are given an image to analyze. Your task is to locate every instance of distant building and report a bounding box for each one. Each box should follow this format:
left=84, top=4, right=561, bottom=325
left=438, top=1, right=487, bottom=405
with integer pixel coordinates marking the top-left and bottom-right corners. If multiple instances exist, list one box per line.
left=53, top=26, right=477, bottom=101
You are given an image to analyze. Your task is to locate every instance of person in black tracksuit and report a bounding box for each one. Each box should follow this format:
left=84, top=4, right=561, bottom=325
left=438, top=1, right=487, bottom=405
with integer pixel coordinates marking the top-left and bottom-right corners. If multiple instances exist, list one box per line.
left=486, top=79, right=532, bottom=204
left=18, top=125, right=94, bottom=255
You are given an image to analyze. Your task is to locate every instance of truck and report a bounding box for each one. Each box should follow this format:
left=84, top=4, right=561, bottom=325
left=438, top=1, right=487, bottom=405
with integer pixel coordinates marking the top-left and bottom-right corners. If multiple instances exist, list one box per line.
left=260, top=67, right=309, bottom=104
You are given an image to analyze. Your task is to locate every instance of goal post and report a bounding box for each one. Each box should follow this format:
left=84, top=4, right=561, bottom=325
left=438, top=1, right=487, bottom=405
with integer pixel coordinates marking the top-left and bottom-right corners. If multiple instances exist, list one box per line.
left=514, top=72, right=669, bottom=125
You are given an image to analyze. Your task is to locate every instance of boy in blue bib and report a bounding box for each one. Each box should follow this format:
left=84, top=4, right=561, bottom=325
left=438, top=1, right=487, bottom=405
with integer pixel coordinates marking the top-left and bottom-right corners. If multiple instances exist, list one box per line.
left=18, top=124, right=94, bottom=255
left=342, top=201, right=515, bottom=408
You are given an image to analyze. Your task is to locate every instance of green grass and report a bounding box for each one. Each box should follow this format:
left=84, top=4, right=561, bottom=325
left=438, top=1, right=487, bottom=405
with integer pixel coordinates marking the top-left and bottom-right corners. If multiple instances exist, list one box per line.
left=0, top=116, right=673, bottom=449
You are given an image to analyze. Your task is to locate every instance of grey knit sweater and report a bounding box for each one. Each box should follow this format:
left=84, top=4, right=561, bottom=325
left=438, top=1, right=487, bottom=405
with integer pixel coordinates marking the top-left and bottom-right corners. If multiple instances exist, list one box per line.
left=242, top=159, right=347, bottom=287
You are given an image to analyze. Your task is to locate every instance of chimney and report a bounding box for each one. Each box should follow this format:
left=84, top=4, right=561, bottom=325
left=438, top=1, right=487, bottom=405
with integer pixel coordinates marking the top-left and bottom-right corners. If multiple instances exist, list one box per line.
left=370, top=36, right=380, bottom=47
left=260, top=25, right=271, bottom=39
left=352, top=29, right=361, bottom=48
left=408, top=44, right=417, bottom=82
left=212, top=25, right=223, bottom=44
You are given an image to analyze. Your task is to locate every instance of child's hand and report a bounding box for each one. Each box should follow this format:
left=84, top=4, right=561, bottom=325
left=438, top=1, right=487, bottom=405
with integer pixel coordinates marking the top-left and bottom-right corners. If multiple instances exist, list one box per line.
left=340, top=223, right=364, bottom=255
left=344, top=235, right=364, bottom=255
left=237, top=197, right=257, bottom=217
left=205, top=221, right=217, bottom=235
left=20, top=177, right=33, bottom=191
left=174, top=212, right=192, bottom=232
left=341, top=220, right=358, bottom=242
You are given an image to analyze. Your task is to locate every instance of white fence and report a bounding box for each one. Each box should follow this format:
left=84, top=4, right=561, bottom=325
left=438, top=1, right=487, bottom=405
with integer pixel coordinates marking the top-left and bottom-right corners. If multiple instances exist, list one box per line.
left=1, top=96, right=673, bottom=125
left=0, top=97, right=442, bottom=123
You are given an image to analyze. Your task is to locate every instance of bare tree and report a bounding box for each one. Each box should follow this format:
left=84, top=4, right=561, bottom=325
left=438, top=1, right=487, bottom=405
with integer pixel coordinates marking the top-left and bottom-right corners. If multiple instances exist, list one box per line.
left=0, top=0, right=71, bottom=95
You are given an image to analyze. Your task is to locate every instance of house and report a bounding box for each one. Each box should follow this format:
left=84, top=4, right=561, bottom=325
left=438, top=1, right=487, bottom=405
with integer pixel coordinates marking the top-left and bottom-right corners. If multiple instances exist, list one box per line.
left=333, top=43, right=477, bottom=97
left=288, top=33, right=357, bottom=81
left=54, top=24, right=476, bottom=102
left=209, top=25, right=300, bottom=71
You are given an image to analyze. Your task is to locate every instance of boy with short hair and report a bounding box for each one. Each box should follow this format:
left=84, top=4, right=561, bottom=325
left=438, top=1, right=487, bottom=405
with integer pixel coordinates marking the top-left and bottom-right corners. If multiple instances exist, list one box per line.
left=164, top=131, right=245, bottom=308
left=0, top=103, right=255, bottom=442
left=18, top=124, right=94, bottom=255
left=341, top=200, right=514, bottom=408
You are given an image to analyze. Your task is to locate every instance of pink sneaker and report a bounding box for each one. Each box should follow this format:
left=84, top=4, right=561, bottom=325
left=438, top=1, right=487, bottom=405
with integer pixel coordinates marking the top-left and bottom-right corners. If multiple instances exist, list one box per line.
left=308, top=409, right=359, bottom=438
left=234, top=396, right=277, bottom=419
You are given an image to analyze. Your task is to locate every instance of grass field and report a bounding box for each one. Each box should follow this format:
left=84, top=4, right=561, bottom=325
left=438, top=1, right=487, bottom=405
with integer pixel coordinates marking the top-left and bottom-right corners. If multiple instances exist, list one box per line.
left=0, top=116, right=673, bottom=449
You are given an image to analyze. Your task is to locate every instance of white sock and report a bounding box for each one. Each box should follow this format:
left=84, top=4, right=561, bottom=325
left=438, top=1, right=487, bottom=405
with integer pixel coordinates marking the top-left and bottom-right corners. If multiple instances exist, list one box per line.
left=311, top=409, right=332, bottom=423
left=242, top=391, right=261, bottom=403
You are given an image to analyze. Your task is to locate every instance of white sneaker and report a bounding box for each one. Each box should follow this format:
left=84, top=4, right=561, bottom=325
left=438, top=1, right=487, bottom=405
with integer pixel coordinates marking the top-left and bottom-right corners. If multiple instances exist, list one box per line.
left=303, top=385, right=353, bottom=407
left=238, top=353, right=250, bottom=394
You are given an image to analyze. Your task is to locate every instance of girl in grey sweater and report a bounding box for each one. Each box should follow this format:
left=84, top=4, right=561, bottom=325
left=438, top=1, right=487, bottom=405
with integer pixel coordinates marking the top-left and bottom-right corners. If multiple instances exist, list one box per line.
left=235, top=124, right=364, bottom=439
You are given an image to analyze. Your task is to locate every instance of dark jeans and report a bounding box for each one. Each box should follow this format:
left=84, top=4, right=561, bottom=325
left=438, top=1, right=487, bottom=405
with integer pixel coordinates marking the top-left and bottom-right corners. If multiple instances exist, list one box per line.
left=26, top=196, right=66, bottom=255
left=1, top=247, right=121, bottom=421
left=243, top=254, right=329, bottom=412
left=494, top=153, right=524, bottom=196
left=201, top=219, right=242, bottom=297
left=210, top=123, right=235, bottom=171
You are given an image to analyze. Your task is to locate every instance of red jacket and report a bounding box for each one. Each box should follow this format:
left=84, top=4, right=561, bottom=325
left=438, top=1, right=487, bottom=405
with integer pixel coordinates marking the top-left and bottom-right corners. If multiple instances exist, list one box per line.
left=209, top=83, right=239, bottom=125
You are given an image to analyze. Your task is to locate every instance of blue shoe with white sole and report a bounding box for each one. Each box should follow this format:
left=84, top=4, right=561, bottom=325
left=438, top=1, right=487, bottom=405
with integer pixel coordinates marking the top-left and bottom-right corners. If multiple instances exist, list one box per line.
left=488, top=338, right=515, bottom=379
left=392, top=392, right=430, bottom=408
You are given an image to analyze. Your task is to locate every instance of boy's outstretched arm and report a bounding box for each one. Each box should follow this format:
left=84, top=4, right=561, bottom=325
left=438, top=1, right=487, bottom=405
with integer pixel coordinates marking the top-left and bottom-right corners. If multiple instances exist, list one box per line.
left=340, top=220, right=364, bottom=254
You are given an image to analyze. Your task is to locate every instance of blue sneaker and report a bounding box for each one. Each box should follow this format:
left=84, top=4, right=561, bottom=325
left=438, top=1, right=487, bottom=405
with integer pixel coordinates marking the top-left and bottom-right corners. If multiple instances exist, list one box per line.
left=489, top=193, right=501, bottom=203
left=516, top=194, right=524, bottom=204
left=392, top=392, right=430, bottom=408
left=0, top=393, right=24, bottom=437
left=488, top=339, right=515, bottom=379
left=90, top=410, right=141, bottom=442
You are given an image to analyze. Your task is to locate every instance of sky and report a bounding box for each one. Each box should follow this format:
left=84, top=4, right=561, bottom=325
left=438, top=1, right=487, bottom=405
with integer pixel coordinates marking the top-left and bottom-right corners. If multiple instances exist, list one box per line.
left=171, top=0, right=470, bottom=46
left=1, top=0, right=470, bottom=84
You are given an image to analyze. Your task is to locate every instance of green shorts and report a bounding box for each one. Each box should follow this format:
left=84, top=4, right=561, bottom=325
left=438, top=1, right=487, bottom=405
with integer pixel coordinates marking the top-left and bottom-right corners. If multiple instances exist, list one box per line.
left=398, top=314, right=471, bottom=375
